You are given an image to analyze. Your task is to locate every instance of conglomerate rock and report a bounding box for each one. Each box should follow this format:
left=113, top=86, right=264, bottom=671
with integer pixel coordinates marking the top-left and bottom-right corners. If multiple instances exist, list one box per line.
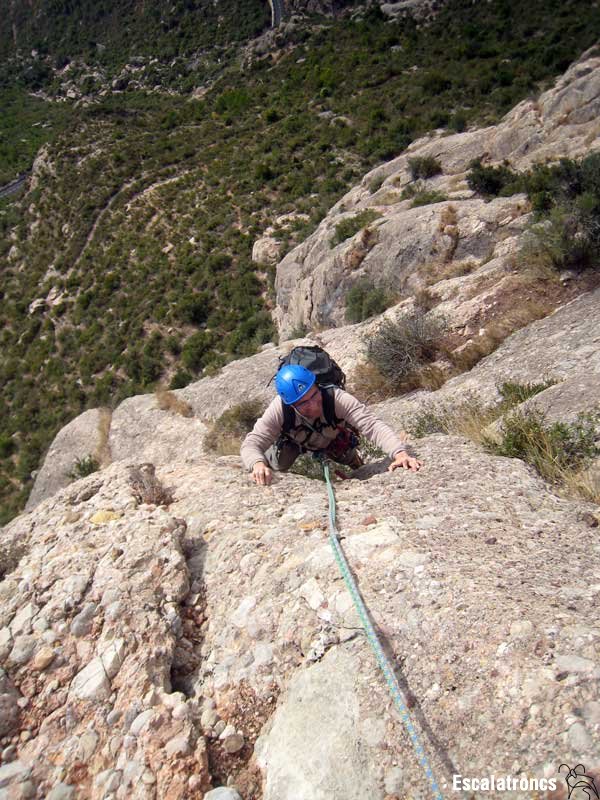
left=7, top=433, right=600, bottom=798
left=274, top=49, right=600, bottom=337
left=8, top=47, right=600, bottom=800
left=370, top=285, right=600, bottom=432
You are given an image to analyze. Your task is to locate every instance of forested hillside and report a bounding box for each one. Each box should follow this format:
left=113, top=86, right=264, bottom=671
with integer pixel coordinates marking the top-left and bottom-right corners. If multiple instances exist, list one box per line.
left=1, top=0, right=599, bottom=522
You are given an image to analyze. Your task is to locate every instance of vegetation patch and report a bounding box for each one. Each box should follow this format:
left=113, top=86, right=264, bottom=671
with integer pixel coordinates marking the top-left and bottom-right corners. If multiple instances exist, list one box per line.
left=331, top=210, right=381, bottom=248
left=466, top=159, right=523, bottom=197
left=204, top=400, right=265, bottom=456
left=68, top=454, right=100, bottom=480
left=525, top=153, right=600, bottom=273
left=401, top=181, right=447, bottom=206
left=345, top=279, right=393, bottom=323
left=155, top=388, right=194, bottom=418
left=407, top=380, right=598, bottom=502
left=408, top=155, right=442, bottom=180
left=364, top=311, right=447, bottom=394
left=484, top=408, right=600, bottom=499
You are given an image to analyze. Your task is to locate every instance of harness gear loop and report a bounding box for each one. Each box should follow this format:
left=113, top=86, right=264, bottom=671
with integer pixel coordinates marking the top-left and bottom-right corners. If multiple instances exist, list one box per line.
left=320, top=457, right=444, bottom=800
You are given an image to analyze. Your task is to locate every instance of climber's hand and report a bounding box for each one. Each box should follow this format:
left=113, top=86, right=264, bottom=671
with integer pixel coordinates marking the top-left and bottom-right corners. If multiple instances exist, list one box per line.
left=252, top=461, right=273, bottom=486
left=388, top=451, right=422, bottom=473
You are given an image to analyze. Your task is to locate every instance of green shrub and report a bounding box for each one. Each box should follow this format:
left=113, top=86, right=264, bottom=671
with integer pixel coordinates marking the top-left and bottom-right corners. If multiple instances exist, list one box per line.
left=0, top=435, right=16, bottom=459
left=365, top=311, right=446, bottom=385
left=368, top=175, right=385, bottom=194
left=408, top=156, right=442, bottom=180
left=411, top=190, right=448, bottom=207
left=331, top=210, right=380, bottom=248
left=524, top=153, right=600, bottom=272
left=467, top=159, right=523, bottom=197
left=169, top=370, right=193, bottom=390
left=484, top=409, right=599, bottom=485
left=181, top=331, right=217, bottom=373
left=498, top=379, right=556, bottom=406
left=68, top=454, right=100, bottom=479
left=345, top=280, right=391, bottom=323
left=175, top=292, right=210, bottom=325
left=400, top=181, right=447, bottom=205
left=204, top=400, right=265, bottom=455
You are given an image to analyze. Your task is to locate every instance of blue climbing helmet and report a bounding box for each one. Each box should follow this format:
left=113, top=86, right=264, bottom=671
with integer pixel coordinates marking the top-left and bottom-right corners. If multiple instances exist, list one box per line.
left=275, top=364, right=316, bottom=405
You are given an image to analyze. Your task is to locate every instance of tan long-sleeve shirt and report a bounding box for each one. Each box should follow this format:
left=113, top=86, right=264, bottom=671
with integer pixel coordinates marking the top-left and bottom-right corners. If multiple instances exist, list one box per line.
left=240, top=388, right=407, bottom=471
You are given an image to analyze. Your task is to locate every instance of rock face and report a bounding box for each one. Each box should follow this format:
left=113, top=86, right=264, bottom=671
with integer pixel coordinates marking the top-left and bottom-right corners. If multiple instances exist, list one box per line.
left=369, top=285, right=600, bottom=432
left=3, top=437, right=600, bottom=798
left=25, top=408, right=111, bottom=513
left=7, top=52, right=600, bottom=800
left=274, top=49, right=600, bottom=338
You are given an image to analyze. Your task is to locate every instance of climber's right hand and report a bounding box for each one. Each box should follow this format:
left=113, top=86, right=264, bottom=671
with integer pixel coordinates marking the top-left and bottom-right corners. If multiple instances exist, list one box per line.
left=252, top=461, right=273, bottom=486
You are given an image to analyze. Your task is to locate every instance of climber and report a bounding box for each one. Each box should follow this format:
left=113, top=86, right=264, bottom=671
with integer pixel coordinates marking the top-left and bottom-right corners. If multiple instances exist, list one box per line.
left=240, top=364, right=421, bottom=486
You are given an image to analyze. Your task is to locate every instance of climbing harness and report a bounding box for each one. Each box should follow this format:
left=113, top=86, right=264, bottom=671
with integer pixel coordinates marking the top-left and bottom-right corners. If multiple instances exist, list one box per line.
left=320, top=457, right=444, bottom=800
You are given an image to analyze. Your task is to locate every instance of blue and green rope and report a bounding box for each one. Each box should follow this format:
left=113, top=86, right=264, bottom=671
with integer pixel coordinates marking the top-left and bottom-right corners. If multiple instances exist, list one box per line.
left=322, top=459, right=444, bottom=800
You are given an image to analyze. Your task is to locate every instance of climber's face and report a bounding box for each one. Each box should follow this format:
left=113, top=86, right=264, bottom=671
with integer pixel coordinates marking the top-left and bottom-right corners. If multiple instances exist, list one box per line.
left=292, top=385, right=323, bottom=420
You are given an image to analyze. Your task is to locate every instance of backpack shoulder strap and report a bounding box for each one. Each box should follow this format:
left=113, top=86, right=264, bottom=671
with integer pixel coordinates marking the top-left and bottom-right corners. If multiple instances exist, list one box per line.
left=321, top=386, right=341, bottom=428
left=282, top=402, right=296, bottom=434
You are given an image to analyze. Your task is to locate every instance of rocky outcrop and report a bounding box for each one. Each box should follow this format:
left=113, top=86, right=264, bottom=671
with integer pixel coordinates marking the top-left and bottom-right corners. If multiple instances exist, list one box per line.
left=274, top=49, right=600, bottom=338
left=2, top=434, right=599, bottom=798
left=368, top=285, right=600, bottom=432
left=25, top=408, right=111, bottom=513
left=7, top=47, right=600, bottom=800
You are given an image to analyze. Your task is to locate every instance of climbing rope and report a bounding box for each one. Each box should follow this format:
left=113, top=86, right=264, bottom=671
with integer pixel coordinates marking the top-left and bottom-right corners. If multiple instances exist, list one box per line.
left=321, top=458, right=444, bottom=800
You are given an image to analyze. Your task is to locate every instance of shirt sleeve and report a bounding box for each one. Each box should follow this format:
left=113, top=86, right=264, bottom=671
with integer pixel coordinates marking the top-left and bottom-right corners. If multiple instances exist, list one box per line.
left=334, top=388, right=407, bottom=457
left=240, top=396, right=285, bottom=471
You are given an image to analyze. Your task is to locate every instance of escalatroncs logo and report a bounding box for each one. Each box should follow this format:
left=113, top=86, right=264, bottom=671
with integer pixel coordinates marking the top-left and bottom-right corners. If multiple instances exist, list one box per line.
left=559, top=764, right=599, bottom=800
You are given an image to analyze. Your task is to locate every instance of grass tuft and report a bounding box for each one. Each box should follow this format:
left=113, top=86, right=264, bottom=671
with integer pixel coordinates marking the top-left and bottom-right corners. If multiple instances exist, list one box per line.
left=204, top=400, right=265, bottom=456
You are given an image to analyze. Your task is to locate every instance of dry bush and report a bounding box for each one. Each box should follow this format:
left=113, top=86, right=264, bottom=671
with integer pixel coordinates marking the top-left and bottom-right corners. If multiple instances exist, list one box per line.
left=408, top=394, right=501, bottom=442
left=365, top=312, right=446, bottom=384
left=96, top=407, right=112, bottom=466
left=563, top=466, right=600, bottom=505
left=483, top=409, right=600, bottom=502
left=350, top=359, right=447, bottom=403
left=413, top=287, right=440, bottom=311
left=128, top=463, right=174, bottom=506
left=438, top=204, right=458, bottom=229
left=348, top=362, right=394, bottom=403
left=156, top=388, right=194, bottom=417
left=204, top=400, right=265, bottom=456
left=448, top=300, right=551, bottom=373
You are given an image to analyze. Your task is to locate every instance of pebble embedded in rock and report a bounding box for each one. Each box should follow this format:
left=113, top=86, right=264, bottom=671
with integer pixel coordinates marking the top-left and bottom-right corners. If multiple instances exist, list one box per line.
left=172, top=702, right=189, bottom=720
left=165, top=735, right=191, bottom=757
left=8, top=635, right=37, bottom=666
left=0, top=694, right=20, bottom=737
left=31, top=646, right=55, bottom=671
left=568, top=721, right=592, bottom=751
left=129, top=710, right=155, bottom=736
left=201, top=708, right=219, bottom=729
left=69, top=657, right=111, bottom=702
left=18, top=780, right=36, bottom=799
left=219, top=723, right=236, bottom=740
left=141, top=770, right=157, bottom=785
left=70, top=604, right=97, bottom=637
left=42, top=782, right=75, bottom=800
left=223, top=733, right=245, bottom=754
left=0, top=761, right=31, bottom=789
left=78, top=730, right=99, bottom=763
left=1, top=745, right=17, bottom=763
left=203, top=788, right=243, bottom=800
left=106, top=709, right=122, bottom=726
